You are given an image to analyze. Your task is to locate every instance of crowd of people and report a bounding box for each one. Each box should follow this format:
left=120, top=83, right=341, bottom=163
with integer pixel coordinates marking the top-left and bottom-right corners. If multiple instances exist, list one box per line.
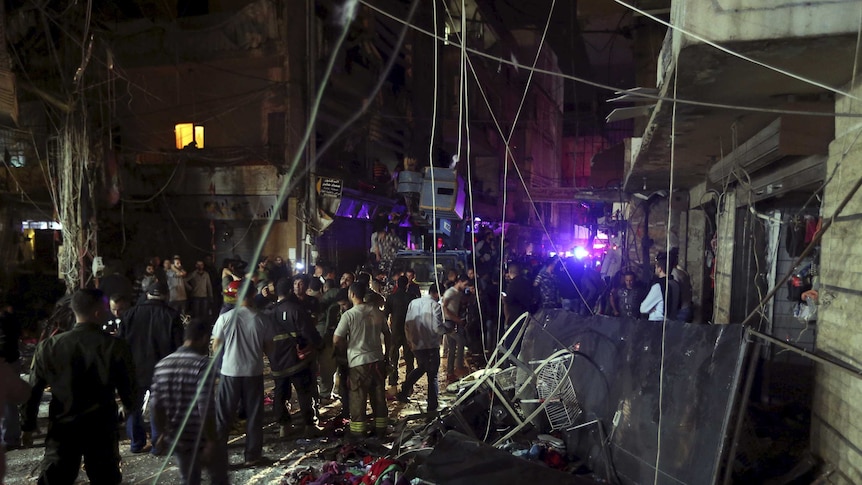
left=0, top=253, right=453, bottom=484
left=0, top=240, right=695, bottom=484
left=499, top=246, right=694, bottom=325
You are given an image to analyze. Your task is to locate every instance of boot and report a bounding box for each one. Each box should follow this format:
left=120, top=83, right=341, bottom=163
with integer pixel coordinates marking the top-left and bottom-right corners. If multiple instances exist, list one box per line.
left=303, top=424, right=324, bottom=437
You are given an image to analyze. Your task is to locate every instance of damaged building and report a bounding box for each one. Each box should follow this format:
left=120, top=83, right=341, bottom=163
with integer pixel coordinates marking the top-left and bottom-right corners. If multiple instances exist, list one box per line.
left=2, top=0, right=862, bottom=484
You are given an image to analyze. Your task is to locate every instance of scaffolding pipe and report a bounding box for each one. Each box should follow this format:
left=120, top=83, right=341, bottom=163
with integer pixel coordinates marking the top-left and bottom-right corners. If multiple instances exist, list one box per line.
left=747, top=328, right=862, bottom=380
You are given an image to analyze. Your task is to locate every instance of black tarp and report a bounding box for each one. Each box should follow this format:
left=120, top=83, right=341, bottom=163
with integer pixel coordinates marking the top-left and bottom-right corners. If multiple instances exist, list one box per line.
left=517, top=310, right=748, bottom=485
left=417, top=430, right=601, bottom=484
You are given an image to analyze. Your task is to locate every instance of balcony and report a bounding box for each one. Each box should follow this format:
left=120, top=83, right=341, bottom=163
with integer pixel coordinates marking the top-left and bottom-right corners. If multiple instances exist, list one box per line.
left=627, top=0, right=859, bottom=192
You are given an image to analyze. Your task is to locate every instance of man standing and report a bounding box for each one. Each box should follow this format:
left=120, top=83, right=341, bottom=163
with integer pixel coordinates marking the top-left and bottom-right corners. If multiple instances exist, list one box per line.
left=150, top=319, right=226, bottom=485
left=98, top=262, right=134, bottom=303
left=322, top=290, right=351, bottom=408
left=609, top=271, right=646, bottom=319
left=503, top=263, right=533, bottom=327
left=534, top=257, right=561, bottom=309
left=443, top=275, right=469, bottom=383
left=269, top=278, right=322, bottom=437
left=396, top=284, right=444, bottom=421
left=105, top=293, right=131, bottom=335
left=288, top=275, right=322, bottom=407
left=0, top=359, right=29, bottom=483
left=167, top=255, right=189, bottom=315
left=475, top=230, right=499, bottom=276
left=135, top=262, right=158, bottom=303
left=269, top=255, right=289, bottom=284
left=203, top=255, right=222, bottom=319
left=404, top=268, right=421, bottom=300
left=22, top=289, right=136, bottom=485
left=0, top=299, right=22, bottom=451
left=289, top=275, right=320, bottom=330
left=187, top=260, right=214, bottom=321
left=669, top=248, right=693, bottom=322
left=118, top=281, right=184, bottom=454
left=383, top=276, right=416, bottom=388
left=340, top=272, right=355, bottom=290
left=212, top=285, right=273, bottom=468
left=374, top=226, right=405, bottom=273
left=640, top=254, right=680, bottom=322
left=333, top=283, right=390, bottom=441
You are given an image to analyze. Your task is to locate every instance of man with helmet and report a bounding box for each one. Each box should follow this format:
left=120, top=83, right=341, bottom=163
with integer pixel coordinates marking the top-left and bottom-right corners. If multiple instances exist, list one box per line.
left=220, top=279, right=241, bottom=315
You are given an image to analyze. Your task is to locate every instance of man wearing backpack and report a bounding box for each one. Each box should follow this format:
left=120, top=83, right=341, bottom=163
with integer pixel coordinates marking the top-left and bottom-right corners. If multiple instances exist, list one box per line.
left=640, top=253, right=680, bottom=321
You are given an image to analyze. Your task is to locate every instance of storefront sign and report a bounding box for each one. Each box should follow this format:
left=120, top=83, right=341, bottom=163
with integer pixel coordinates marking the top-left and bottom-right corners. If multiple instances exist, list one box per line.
left=318, top=177, right=343, bottom=198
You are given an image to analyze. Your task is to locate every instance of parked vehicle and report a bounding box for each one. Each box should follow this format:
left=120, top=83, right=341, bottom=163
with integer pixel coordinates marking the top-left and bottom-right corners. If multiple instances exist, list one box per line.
left=388, top=250, right=472, bottom=294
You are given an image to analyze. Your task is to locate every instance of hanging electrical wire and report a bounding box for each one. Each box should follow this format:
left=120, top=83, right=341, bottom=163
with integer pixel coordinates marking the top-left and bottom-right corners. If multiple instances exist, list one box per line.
left=147, top=2, right=362, bottom=478
left=457, top=50, right=597, bottom=314
left=428, top=0, right=441, bottom=291
left=148, top=2, right=423, bottom=478
left=613, top=0, right=862, bottom=102
left=652, top=66, right=679, bottom=485
left=359, top=0, right=862, bottom=119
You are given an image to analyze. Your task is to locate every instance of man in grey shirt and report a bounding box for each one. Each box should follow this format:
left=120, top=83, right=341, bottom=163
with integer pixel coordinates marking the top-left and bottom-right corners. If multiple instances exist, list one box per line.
left=211, top=284, right=273, bottom=468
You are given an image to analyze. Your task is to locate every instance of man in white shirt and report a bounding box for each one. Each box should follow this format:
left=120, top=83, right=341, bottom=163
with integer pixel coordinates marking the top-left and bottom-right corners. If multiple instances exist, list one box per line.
left=334, top=283, right=391, bottom=441
left=395, top=284, right=445, bottom=420
left=640, top=255, right=679, bottom=322
left=211, top=284, right=273, bottom=468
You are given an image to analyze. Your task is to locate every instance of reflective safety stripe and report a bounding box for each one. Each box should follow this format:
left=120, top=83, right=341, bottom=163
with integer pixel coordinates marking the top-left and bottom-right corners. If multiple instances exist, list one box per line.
left=349, top=421, right=366, bottom=433
left=271, top=360, right=309, bottom=377
left=374, top=417, right=388, bottom=429
left=272, top=332, right=297, bottom=342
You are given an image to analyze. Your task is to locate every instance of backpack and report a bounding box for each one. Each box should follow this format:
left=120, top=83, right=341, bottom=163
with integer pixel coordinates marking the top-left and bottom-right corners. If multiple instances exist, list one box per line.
left=659, top=277, right=681, bottom=320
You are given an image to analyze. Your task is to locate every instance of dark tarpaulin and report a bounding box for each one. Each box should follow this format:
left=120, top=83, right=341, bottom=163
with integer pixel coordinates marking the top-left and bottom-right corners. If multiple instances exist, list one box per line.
left=418, top=430, right=602, bottom=485
left=518, top=310, right=748, bottom=485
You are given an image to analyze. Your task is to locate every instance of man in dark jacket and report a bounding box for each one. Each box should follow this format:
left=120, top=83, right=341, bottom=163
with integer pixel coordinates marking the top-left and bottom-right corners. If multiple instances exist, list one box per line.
left=118, top=281, right=184, bottom=454
left=0, top=298, right=22, bottom=450
left=383, top=276, right=416, bottom=387
left=503, top=263, right=533, bottom=328
left=269, top=278, right=322, bottom=437
left=503, top=262, right=533, bottom=354
left=22, top=289, right=136, bottom=484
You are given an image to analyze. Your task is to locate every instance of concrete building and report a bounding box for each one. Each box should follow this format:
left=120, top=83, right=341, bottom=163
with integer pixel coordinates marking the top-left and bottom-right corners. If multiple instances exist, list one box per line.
left=628, top=0, right=862, bottom=481
left=7, top=0, right=862, bottom=480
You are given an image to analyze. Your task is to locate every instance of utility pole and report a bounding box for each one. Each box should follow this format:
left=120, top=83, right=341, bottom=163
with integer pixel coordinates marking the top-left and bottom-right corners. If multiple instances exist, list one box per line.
left=304, top=0, right=317, bottom=270
left=283, top=0, right=311, bottom=269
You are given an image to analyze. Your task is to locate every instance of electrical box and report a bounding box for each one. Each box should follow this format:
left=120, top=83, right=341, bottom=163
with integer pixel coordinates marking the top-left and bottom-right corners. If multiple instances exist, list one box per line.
left=419, top=167, right=465, bottom=219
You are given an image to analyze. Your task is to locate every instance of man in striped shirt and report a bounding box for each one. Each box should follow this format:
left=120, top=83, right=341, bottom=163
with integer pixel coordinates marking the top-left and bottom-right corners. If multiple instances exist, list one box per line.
left=150, top=319, right=226, bottom=485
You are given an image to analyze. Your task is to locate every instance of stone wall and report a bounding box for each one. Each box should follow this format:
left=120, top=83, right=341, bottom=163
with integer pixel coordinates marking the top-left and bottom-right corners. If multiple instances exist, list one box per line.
left=713, top=190, right=736, bottom=323
left=810, top=81, right=862, bottom=484
left=685, top=207, right=706, bottom=323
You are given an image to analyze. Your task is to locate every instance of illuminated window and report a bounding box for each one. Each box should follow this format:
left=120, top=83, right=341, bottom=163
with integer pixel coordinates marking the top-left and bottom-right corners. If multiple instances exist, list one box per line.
left=6, top=142, right=26, bottom=167
left=174, top=123, right=204, bottom=149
